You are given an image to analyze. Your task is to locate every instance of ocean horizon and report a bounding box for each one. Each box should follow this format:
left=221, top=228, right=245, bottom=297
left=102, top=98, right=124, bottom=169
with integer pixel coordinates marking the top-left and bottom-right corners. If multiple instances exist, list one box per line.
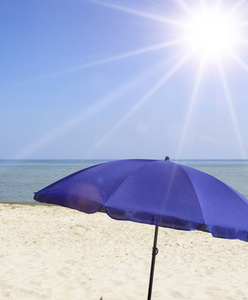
left=1, top=159, right=248, bottom=204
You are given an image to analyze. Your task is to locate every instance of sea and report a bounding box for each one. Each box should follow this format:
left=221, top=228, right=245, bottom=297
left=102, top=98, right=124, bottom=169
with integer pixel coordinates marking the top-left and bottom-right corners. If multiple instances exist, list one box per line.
left=1, top=159, right=248, bottom=204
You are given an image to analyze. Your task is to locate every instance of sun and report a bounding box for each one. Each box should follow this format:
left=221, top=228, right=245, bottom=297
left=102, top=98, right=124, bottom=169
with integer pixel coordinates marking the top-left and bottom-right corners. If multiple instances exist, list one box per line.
left=183, top=5, right=241, bottom=60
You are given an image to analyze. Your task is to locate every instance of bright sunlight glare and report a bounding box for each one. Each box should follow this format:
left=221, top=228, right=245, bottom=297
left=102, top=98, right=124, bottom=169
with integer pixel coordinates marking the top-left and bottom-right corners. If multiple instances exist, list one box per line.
left=183, top=6, right=240, bottom=60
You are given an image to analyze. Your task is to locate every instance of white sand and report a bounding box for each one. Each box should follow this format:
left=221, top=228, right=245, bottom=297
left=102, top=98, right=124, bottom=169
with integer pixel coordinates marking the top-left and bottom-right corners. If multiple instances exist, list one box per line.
left=1, top=204, right=248, bottom=300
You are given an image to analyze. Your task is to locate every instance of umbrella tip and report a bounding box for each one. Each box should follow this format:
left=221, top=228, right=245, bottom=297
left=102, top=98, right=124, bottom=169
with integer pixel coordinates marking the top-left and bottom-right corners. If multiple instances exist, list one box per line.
left=164, top=156, right=170, bottom=161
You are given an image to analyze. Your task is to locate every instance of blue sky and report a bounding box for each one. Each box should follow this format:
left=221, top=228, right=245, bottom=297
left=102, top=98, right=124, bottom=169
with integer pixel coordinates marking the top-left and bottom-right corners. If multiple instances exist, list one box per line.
left=1, top=0, right=248, bottom=160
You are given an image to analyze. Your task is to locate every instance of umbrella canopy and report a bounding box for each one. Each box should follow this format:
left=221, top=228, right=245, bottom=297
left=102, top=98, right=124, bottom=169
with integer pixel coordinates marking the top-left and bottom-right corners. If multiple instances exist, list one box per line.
left=34, top=159, right=248, bottom=242
left=34, top=159, right=248, bottom=299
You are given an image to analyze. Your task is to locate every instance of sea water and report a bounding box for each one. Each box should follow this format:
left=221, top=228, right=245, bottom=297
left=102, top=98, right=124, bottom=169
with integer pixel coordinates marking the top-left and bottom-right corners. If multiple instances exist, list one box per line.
left=0, top=159, right=248, bottom=203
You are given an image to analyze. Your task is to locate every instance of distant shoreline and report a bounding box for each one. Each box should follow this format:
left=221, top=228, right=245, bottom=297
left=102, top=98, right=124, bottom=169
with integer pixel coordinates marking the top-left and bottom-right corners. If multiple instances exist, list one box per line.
left=1, top=158, right=248, bottom=161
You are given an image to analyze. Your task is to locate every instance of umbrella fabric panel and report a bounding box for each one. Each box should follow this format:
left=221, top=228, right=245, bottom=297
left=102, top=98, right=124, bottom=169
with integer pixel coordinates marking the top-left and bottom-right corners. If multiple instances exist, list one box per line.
left=34, top=159, right=248, bottom=242
left=104, top=161, right=205, bottom=230
left=182, top=164, right=248, bottom=241
left=34, top=159, right=156, bottom=213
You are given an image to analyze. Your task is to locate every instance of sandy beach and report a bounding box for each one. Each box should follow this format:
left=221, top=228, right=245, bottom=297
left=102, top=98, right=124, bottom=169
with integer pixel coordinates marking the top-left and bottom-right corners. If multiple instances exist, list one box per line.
left=1, top=203, right=248, bottom=299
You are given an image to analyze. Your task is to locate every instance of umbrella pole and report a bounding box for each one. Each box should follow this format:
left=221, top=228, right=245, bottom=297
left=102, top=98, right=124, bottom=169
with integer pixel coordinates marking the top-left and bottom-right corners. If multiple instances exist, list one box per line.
left=147, top=225, right=159, bottom=300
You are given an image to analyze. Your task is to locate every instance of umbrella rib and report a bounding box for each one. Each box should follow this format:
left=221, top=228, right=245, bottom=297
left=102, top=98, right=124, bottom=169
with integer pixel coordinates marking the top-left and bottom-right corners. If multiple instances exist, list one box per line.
left=102, top=160, right=155, bottom=211
left=179, top=167, right=207, bottom=231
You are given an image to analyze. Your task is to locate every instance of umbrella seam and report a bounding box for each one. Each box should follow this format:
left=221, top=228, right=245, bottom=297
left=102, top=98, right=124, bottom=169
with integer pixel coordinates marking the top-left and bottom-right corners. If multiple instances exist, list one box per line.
left=103, top=159, right=156, bottom=210
left=179, top=167, right=207, bottom=228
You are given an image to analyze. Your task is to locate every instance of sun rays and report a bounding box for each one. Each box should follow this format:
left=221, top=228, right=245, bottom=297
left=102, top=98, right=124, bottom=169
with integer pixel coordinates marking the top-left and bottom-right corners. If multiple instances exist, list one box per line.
left=15, top=0, right=248, bottom=159
left=88, top=0, right=183, bottom=26
left=217, top=61, right=247, bottom=158
left=46, top=40, right=187, bottom=78
left=84, top=0, right=248, bottom=158
left=176, top=59, right=205, bottom=159
left=15, top=57, right=173, bottom=159
left=90, top=52, right=191, bottom=156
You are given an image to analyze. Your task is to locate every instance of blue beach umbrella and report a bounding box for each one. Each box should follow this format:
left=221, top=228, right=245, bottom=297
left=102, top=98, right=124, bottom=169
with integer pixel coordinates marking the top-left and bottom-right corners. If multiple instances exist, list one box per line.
left=34, top=159, right=248, bottom=300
